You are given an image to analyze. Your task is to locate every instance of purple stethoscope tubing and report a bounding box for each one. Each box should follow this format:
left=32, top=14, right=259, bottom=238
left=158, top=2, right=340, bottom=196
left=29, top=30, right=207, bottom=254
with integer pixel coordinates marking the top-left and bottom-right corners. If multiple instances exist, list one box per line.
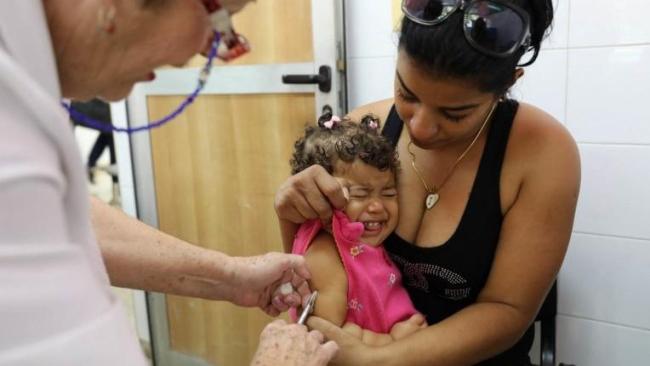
left=62, top=33, right=221, bottom=134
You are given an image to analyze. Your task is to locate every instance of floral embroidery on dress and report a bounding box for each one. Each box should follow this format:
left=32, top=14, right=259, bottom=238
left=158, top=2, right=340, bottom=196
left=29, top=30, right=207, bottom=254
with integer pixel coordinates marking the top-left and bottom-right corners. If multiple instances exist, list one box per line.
left=348, top=298, right=364, bottom=312
left=350, top=245, right=364, bottom=257
left=388, top=273, right=397, bottom=287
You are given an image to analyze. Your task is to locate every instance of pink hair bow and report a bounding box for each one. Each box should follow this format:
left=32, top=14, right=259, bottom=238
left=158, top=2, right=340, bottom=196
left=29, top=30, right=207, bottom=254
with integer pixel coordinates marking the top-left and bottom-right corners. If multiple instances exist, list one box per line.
left=323, top=115, right=341, bottom=129
left=368, top=120, right=379, bottom=130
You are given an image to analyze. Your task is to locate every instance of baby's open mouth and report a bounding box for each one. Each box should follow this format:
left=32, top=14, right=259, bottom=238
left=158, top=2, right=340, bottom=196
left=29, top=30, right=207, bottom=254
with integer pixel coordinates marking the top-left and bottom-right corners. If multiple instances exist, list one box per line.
left=362, top=221, right=384, bottom=233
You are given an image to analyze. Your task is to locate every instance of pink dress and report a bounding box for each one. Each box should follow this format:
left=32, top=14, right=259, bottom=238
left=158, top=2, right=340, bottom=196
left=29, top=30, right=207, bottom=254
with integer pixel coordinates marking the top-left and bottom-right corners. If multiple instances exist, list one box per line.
left=292, top=210, right=418, bottom=333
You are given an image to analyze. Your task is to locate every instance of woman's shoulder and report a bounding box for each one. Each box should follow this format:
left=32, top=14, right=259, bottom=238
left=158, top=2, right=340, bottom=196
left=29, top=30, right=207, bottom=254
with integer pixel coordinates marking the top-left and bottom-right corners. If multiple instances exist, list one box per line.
left=345, top=98, right=395, bottom=123
left=510, top=101, right=578, bottom=160
left=502, top=101, right=580, bottom=202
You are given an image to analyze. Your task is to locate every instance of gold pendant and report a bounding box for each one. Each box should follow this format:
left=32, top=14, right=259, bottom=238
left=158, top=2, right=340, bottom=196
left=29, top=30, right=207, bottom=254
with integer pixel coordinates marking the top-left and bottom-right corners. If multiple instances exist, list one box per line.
left=425, top=193, right=439, bottom=210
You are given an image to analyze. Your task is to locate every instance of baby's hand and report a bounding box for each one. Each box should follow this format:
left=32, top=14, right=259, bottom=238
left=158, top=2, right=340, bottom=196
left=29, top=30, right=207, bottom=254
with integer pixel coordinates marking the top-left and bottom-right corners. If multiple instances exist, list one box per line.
left=389, top=314, right=428, bottom=340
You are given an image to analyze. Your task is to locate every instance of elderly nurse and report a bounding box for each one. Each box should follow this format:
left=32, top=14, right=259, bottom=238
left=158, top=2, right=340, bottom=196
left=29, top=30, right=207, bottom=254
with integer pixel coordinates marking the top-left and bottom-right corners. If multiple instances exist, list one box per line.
left=0, top=0, right=337, bottom=365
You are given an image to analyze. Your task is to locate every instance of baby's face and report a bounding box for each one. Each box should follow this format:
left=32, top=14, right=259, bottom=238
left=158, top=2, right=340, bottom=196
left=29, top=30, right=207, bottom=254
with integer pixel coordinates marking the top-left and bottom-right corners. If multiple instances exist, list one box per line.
left=334, top=160, right=398, bottom=246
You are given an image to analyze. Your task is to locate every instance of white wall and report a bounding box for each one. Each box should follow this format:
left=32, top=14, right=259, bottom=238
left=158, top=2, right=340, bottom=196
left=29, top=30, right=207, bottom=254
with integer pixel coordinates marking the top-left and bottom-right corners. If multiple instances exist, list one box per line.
left=345, top=1, right=650, bottom=364
left=346, top=0, right=398, bottom=109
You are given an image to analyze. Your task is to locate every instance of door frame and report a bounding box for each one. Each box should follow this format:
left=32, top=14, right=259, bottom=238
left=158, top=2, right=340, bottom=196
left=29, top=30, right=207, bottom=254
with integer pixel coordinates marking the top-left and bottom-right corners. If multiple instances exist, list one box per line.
left=117, top=1, right=346, bottom=364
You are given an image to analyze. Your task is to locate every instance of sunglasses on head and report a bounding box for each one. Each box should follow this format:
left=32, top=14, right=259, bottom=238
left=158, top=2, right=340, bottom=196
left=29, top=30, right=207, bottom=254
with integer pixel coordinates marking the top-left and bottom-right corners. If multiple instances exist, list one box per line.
left=402, top=0, right=534, bottom=64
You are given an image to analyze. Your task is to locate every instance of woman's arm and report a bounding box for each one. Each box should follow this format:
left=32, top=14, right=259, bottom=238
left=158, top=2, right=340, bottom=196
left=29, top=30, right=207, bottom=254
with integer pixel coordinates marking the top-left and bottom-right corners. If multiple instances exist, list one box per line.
left=309, top=111, right=581, bottom=365
left=91, top=197, right=309, bottom=315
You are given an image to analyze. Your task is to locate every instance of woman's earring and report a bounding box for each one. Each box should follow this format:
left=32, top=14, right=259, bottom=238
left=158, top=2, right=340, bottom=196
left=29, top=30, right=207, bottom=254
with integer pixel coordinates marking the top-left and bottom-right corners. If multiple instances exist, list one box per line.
left=97, top=5, right=116, bottom=35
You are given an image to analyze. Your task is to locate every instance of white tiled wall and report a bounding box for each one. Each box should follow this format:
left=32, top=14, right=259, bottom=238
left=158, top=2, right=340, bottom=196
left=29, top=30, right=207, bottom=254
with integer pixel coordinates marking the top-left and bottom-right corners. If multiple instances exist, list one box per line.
left=512, top=48, right=568, bottom=123
left=568, top=0, right=650, bottom=48
left=345, top=0, right=397, bottom=109
left=557, top=315, right=650, bottom=366
left=567, top=45, right=650, bottom=144
left=348, top=56, right=396, bottom=108
left=575, top=144, right=650, bottom=239
left=561, top=0, right=650, bottom=358
left=346, top=1, right=650, bottom=364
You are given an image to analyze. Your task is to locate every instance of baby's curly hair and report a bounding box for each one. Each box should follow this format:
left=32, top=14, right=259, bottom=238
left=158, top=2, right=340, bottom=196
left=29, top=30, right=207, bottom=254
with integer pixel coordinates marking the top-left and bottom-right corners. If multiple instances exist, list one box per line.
left=290, top=113, right=400, bottom=176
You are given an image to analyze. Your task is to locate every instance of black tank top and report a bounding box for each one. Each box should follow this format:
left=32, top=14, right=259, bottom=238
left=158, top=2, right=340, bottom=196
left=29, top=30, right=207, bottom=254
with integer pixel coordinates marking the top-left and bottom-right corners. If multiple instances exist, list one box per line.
left=382, top=100, right=534, bottom=365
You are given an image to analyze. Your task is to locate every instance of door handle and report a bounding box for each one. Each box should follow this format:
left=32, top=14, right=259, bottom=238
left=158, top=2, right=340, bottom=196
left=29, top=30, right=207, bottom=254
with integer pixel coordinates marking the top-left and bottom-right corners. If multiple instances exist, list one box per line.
left=282, top=65, right=332, bottom=93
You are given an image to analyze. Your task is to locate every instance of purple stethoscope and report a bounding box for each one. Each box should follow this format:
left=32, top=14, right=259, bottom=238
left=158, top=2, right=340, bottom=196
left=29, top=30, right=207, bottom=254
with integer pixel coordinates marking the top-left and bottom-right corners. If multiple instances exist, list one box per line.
left=62, top=1, right=249, bottom=134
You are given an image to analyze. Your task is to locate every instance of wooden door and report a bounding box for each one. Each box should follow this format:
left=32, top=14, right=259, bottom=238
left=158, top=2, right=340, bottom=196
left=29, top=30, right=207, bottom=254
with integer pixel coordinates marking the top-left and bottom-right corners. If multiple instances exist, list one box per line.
left=150, top=94, right=314, bottom=366
left=126, top=1, right=345, bottom=365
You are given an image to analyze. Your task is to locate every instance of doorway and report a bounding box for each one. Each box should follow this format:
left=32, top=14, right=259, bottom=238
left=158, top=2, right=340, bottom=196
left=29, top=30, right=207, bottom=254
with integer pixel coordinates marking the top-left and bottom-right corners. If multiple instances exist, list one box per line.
left=124, top=1, right=346, bottom=364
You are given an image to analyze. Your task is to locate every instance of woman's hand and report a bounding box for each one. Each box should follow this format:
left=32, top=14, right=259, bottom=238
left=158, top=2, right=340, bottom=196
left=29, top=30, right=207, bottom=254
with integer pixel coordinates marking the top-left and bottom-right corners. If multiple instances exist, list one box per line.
left=342, top=314, right=428, bottom=346
left=251, top=320, right=338, bottom=366
left=275, top=165, right=348, bottom=225
left=214, top=253, right=312, bottom=316
left=305, top=314, right=428, bottom=365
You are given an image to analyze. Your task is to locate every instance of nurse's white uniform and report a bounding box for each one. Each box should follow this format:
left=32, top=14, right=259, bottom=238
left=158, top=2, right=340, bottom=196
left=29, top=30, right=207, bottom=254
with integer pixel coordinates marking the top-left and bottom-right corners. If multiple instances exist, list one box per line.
left=0, top=1, right=147, bottom=364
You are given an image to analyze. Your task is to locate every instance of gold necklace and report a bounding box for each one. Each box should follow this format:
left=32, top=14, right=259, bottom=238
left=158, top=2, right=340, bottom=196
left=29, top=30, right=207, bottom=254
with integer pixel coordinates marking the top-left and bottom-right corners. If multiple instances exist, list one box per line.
left=407, top=101, right=499, bottom=210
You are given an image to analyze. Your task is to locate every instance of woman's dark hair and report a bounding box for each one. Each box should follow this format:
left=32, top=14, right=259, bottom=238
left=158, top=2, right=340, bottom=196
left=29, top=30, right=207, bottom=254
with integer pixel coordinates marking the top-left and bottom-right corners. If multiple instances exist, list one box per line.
left=290, top=113, right=400, bottom=176
left=399, top=0, right=554, bottom=96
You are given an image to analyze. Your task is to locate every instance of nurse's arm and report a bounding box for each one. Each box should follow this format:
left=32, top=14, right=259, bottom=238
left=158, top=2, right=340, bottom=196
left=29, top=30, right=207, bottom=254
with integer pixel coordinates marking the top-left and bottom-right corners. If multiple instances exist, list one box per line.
left=90, top=196, right=233, bottom=297
left=90, top=197, right=309, bottom=314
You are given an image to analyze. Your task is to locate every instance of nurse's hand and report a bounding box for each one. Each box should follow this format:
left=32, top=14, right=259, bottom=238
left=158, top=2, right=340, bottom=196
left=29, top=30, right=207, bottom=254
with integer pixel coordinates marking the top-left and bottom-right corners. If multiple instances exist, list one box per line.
left=251, top=320, right=338, bottom=366
left=225, top=253, right=312, bottom=316
left=274, top=165, right=349, bottom=225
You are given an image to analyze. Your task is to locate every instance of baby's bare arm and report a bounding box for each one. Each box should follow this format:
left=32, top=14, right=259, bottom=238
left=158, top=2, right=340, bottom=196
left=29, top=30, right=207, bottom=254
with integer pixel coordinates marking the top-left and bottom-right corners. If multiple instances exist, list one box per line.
left=304, top=232, right=348, bottom=325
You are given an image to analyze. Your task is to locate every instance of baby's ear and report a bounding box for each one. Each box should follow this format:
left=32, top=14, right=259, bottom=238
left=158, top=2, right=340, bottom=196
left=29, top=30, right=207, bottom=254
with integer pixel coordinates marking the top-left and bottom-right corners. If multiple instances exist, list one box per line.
left=360, top=114, right=381, bottom=134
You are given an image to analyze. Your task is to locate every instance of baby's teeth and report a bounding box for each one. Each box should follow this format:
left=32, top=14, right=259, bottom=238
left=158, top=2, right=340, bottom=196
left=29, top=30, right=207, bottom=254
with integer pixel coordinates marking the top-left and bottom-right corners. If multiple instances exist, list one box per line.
left=364, top=222, right=381, bottom=229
